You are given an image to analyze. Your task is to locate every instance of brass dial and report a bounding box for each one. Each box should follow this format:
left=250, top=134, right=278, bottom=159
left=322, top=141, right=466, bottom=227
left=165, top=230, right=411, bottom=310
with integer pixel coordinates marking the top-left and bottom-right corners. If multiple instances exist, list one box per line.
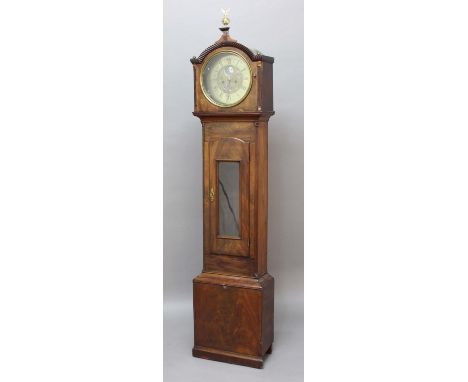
left=201, top=51, right=252, bottom=107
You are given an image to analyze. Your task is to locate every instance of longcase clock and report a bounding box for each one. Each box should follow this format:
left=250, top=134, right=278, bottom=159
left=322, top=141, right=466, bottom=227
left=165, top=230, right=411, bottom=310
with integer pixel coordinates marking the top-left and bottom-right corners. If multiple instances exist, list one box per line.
left=190, top=13, right=275, bottom=369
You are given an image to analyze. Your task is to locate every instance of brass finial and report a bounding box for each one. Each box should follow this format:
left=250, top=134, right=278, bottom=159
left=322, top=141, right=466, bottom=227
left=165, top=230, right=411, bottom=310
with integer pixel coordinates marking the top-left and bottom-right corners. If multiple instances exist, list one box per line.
left=221, top=8, right=230, bottom=26
left=217, top=8, right=236, bottom=43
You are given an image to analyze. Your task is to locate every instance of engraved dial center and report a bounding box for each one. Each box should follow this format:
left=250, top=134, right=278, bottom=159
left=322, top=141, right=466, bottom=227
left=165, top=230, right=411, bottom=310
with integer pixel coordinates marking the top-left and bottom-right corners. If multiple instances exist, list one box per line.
left=217, top=65, right=243, bottom=93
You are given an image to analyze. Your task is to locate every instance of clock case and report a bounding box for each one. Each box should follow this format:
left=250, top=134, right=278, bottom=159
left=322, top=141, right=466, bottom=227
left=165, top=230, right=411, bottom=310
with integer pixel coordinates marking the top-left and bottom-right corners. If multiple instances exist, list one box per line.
left=191, top=29, right=275, bottom=369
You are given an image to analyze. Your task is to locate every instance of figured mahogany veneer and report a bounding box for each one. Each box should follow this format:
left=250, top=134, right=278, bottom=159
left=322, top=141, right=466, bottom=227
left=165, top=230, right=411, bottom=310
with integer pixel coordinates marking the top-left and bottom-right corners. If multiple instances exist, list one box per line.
left=192, top=45, right=274, bottom=115
left=191, top=27, right=275, bottom=369
left=193, top=273, right=274, bottom=368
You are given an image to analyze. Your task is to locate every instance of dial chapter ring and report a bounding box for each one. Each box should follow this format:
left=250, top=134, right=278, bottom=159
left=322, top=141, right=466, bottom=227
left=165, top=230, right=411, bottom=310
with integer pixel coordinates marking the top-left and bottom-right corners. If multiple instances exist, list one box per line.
left=200, top=50, right=253, bottom=108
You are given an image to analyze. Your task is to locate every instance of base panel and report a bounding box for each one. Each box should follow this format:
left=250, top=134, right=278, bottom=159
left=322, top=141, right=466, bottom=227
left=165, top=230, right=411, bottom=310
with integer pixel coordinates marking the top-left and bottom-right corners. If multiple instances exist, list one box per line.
left=193, top=272, right=274, bottom=368
left=193, top=345, right=269, bottom=369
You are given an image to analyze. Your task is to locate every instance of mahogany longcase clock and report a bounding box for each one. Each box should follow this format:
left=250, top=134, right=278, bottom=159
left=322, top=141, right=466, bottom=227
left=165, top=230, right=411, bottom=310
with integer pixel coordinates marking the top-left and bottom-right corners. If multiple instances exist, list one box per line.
left=191, top=14, right=275, bottom=369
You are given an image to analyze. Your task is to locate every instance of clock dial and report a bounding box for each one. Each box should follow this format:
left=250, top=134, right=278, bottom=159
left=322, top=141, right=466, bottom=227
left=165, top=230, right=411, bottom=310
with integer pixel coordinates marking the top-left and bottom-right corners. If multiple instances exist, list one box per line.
left=201, top=51, right=252, bottom=107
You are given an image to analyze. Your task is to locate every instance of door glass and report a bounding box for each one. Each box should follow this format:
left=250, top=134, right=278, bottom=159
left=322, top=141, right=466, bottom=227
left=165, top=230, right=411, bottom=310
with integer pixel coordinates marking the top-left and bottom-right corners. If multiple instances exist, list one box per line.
left=218, top=161, right=240, bottom=237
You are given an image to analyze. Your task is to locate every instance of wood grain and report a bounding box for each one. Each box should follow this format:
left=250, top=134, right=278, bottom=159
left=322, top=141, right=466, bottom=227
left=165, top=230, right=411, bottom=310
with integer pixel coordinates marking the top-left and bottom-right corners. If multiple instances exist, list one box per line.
left=209, top=138, right=250, bottom=257
left=192, top=345, right=264, bottom=369
left=192, top=46, right=274, bottom=115
left=191, top=41, right=275, bottom=368
left=193, top=273, right=274, bottom=368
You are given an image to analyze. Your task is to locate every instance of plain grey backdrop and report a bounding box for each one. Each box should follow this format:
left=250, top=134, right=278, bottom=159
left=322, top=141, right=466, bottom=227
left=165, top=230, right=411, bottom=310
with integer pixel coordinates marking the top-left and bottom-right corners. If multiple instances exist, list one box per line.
left=164, top=0, right=304, bottom=380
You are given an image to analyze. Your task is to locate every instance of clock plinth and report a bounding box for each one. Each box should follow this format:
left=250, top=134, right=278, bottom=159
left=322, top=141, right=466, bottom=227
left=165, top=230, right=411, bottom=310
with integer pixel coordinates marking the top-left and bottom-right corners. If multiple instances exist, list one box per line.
left=192, top=273, right=274, bottom=369
left=190, top=23, right=275, bottom=368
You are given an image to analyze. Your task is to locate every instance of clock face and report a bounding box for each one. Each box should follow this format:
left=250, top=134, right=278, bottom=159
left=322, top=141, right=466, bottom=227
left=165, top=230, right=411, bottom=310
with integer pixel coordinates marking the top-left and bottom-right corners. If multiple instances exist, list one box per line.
left=201, top=51, right=252, bottom=107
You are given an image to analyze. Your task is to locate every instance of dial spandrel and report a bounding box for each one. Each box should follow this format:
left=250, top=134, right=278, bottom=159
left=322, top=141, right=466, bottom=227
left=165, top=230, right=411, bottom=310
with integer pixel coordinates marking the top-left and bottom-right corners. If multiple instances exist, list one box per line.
left=201, top=51, right=252, bottom=107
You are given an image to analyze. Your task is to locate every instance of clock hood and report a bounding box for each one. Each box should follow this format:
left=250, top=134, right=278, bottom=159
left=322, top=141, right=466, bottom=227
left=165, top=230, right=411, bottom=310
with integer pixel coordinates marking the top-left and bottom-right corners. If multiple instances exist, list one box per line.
left=190, top=25, right=274, bottom=115
left=190, top=26, right=274, bottom=65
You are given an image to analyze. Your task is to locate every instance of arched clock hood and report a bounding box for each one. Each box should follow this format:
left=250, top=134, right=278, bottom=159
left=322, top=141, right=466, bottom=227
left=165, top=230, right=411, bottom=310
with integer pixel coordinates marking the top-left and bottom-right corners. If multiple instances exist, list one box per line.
left=190, top=24, right=274, bottom=116
left=190, top=26, right=274, bottom=64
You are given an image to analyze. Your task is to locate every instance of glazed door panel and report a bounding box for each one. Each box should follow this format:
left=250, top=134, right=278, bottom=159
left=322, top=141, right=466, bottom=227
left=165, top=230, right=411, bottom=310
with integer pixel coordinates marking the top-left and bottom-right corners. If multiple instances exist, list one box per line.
left=209, top=138, right=250, bottom=257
